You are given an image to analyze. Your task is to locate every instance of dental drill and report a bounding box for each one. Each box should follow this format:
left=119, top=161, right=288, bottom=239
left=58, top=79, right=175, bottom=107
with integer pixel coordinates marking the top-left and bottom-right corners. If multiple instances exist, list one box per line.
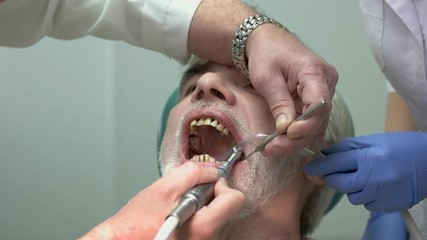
left=154, top=145, right=243, bottom=240
left=167, top=145, right=242, bottom=225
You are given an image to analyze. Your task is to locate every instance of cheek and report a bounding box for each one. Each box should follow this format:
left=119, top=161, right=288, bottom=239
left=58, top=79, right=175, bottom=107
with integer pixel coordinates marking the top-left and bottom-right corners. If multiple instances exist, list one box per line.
left=243, top=100, right=275, bottom=132
left=163, top=106, right=183, bottom=141
left=160, top=107, right=183, bottom=168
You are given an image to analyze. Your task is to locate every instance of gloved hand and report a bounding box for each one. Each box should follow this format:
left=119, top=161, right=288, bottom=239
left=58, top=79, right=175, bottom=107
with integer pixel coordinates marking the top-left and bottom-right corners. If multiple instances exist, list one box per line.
left=304, top=132, right=427, bottom=212
left=362, top=211, right=408, bottom=240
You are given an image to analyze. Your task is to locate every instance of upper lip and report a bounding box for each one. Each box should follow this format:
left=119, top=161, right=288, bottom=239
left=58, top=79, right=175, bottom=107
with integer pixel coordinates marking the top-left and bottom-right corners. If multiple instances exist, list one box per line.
left=181, top=108, right=242, bottom=161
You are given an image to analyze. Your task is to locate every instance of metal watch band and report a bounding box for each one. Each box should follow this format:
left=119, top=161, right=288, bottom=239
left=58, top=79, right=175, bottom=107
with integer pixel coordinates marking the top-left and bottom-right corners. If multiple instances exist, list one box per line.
left=231, top=15, right=286, bottom=78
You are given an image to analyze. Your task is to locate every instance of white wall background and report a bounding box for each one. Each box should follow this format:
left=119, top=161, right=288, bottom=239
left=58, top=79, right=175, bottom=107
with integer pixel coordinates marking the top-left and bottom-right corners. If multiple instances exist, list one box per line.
left=0, top=1, right=387, bottom=239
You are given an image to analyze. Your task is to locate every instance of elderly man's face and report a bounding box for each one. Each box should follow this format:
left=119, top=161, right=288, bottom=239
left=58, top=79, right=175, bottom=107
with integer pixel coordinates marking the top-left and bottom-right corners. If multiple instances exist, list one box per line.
left=159, top=62, right=306, bottom=212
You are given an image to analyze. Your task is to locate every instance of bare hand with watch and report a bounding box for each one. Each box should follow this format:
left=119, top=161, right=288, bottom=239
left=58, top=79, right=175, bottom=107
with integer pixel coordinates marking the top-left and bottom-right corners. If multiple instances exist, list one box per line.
left=233, top=16, right=338, bottom=156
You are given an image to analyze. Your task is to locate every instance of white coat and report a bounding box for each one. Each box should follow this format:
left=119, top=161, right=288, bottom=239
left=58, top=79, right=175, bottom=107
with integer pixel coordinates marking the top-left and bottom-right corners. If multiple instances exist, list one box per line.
left=360, top=0, right=427, bottom=131
left=0, top=0, right=201, bottom=64
left=360, top=0, right=427, bottom=238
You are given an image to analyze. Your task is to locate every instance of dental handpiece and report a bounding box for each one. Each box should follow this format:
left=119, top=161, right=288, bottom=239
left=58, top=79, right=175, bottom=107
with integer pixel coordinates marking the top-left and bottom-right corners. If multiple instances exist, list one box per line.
left=166, top=145, right=243, bottom=228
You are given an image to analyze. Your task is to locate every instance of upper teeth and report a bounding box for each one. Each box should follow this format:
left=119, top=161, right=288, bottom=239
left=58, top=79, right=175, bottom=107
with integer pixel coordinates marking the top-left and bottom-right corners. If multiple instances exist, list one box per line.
left=190, top=117, right=230, bottom=135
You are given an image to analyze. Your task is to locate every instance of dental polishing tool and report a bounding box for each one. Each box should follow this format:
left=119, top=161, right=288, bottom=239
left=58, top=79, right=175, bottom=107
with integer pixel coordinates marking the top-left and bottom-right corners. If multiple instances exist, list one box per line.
left=154, top=145, right=243, bottom=240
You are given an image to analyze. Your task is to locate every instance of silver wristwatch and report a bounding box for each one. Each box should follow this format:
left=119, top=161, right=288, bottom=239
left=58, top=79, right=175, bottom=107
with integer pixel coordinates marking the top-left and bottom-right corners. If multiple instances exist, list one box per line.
left=231, top=15, right=286, bottom=78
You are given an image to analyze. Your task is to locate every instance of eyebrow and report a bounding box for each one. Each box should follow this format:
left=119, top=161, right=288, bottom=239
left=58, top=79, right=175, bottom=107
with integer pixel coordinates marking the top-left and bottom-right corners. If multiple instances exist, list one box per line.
left=179, top=60, right=211, bottom=94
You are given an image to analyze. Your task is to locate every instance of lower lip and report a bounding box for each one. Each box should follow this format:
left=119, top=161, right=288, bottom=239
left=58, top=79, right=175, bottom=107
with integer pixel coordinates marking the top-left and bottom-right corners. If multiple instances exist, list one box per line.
left=187, top=161, right=223, bottom=168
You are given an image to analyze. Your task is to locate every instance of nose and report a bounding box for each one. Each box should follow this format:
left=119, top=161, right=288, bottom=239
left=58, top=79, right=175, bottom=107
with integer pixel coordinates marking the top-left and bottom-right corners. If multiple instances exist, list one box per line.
left=190, top=72, right=236, bottom=105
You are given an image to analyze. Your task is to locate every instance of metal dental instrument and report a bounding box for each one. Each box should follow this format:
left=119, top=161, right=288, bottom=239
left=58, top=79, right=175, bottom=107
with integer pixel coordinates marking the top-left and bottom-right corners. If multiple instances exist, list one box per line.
left=165, top=144, right=243, bottom=233
left=155, top=147, right=243, bottom=240
left=155, top=145, right=244, bottom=240
left=244, top=99, right=327, bottom=160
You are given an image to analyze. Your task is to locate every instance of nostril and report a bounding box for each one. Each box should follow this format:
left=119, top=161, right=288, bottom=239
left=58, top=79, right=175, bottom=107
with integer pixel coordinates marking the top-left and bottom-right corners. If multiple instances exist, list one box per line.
left=195, top=91, right=205, bottom=100
left=211, top=89, right=225, bottom=100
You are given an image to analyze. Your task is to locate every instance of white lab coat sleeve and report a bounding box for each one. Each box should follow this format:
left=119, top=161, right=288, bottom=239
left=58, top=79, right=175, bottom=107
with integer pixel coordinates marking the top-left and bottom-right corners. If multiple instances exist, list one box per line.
left=0, top=0, right=201, bottom=63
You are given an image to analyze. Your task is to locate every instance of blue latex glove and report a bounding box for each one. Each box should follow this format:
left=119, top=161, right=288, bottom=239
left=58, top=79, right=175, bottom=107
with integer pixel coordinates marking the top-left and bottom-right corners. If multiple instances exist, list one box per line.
left=362, top=211, right=408, bottom=240
left=304, top=132, right=427, bottom=212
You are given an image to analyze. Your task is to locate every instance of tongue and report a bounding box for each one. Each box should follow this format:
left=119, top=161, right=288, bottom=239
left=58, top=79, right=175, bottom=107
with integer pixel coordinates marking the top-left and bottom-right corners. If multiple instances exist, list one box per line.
left=197, top=126, right=234, bottom=158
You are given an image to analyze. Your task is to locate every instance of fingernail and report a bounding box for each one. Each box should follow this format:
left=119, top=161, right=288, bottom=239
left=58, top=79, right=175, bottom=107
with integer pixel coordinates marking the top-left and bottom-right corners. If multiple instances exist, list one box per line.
left=276, top=114, right=289, bottom=132
left=217, top=178, right=228, bottom=187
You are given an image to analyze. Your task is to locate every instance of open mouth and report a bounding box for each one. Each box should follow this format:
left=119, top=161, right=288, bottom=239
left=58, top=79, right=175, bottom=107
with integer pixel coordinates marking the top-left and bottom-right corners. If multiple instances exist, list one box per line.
left=188, top=116, right=238, bottom=163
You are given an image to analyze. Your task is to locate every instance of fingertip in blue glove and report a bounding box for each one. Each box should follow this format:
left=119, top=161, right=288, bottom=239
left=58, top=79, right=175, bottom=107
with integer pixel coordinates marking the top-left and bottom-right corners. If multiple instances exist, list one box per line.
left=362, top=211, right=408, bottom=240
left=304, top=132, right=427, bottom=212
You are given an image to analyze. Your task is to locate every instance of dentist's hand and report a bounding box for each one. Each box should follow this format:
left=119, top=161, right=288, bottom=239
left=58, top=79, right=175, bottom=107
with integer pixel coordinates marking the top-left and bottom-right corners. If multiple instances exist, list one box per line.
left=304, top=132, right=427, bottom=212
left=174, top=178, right=243, bottom=240
left=362, top=211, right=408, bottom=240
left=246, top=24, right=337, bottom=154
left=79, top=162, right=245, bottom=240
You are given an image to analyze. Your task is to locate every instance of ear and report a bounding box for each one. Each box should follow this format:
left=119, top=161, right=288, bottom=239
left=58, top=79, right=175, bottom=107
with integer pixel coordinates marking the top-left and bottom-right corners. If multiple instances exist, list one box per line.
left=305, top=174, right=324, bottom=186
left=302, top=148, right=326, bottom=186
left=300, top=155, right=325, bottom=186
